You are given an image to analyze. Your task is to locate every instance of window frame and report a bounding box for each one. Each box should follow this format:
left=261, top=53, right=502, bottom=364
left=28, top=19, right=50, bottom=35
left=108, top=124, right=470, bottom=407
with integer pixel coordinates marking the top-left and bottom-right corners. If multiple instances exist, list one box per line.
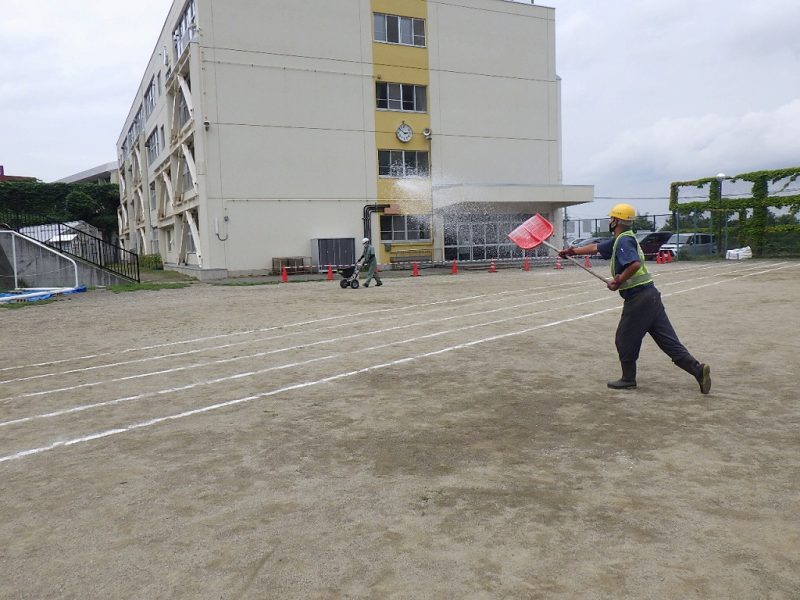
left=443, top=213, right=544, bottom=261
left=149, top=181, right=157, bottom=210
left=145, top=128, right=162, bottom=165
left=173, top=0, right=197, bottom=60
left=380, top=214, right=432, bottom=242
left=144, top=77, right=157, bottom=119
left=378, top=150, right=429, bottom=178
left=376, top=82, right=427, bottom=112
left=373, top=13, right=426, bottom=47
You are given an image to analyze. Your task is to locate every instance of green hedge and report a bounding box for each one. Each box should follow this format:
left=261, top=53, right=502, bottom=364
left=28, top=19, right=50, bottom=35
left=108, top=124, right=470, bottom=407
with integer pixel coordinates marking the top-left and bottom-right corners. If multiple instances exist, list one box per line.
left=139, top=254, right=164, bottom=270
left=0, top=181, right=120, bottom=240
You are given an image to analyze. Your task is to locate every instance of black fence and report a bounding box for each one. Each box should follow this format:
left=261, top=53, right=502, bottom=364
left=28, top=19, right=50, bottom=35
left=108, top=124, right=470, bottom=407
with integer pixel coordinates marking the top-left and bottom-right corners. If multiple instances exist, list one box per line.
left=0, top=208, right=139, bottom=282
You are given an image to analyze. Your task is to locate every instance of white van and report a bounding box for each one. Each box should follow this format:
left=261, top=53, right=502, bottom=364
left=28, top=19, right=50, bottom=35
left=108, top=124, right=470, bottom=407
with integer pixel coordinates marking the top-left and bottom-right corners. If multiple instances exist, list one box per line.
left=659, top=233, right=716, bottom=257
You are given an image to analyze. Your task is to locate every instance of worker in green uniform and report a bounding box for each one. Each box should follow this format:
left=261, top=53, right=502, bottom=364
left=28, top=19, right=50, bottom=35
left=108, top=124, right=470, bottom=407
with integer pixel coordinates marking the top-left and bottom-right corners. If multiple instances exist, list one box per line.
left=359, top=237, right=382, bottom=287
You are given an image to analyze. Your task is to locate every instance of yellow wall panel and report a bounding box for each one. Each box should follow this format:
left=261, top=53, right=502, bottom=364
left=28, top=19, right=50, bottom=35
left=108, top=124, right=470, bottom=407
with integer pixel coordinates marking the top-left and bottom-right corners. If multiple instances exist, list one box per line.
left=373, top=46, right=429, bottom=80
left=371, top=0, right=432, bottom=265
left=372, top=0, right=427, bottom=19
left=375, top=112, right=430, bottom=149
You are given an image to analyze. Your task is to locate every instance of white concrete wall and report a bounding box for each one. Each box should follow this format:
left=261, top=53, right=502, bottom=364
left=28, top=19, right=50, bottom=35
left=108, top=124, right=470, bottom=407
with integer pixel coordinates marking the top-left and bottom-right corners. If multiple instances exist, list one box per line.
left=197, top=0, right=376, bottom=272
left=427, top=1, right=560, bottom=187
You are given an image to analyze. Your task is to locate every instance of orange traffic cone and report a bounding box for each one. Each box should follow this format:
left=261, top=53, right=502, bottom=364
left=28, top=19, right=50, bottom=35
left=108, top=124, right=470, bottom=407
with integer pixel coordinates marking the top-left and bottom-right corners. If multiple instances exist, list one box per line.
left=451, top=260, right=458, bottom=274
left=584, top=255, right=591, bottom=268
left=281, top=265, right=288, bottom=282
left=411, top=261, right=420, bottom=277
left=554, top=257, right=563, bottom=270
left=523, top=258, right=530, bottom=271
left=326, top=264, right=334, bottom=280
left=656, top=252, right=663, bottom=264
left=488, top=259, right=497, bottom=273
left=665, top=252, right=673, bottom=263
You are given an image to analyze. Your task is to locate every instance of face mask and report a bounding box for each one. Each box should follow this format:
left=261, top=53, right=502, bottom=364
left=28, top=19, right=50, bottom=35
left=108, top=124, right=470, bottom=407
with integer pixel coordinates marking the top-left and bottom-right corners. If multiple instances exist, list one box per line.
left=608, top=219, right=617, bottom=233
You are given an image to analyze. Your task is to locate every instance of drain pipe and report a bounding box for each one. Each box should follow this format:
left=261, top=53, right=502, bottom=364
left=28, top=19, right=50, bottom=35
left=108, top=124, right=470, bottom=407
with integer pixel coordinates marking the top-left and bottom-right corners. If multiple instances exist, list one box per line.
left=363, top=204, right=390, bottom=240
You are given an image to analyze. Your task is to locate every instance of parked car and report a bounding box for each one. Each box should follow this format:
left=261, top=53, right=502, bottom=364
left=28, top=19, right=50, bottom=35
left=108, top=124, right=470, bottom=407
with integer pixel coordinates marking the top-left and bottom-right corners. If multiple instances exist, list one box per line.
left=574, top=236, right=610, bottom=247
left=568, top=237, right=589, bottom=246
left=635, top=231, right=673, bottom=260
left=572, top=236, right=611, bottom=256
left=659, top=233, right=716, bottom=258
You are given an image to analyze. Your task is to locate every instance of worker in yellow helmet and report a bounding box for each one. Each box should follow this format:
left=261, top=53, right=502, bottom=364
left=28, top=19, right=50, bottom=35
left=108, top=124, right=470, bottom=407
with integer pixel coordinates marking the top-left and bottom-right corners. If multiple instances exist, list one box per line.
left=559, top=203, right=711, bottom=393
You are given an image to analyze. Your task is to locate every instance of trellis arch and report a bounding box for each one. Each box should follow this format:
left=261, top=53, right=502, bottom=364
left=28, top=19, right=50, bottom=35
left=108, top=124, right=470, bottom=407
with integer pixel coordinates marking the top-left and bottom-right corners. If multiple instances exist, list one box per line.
left=670, top=167, right=800, bottom=257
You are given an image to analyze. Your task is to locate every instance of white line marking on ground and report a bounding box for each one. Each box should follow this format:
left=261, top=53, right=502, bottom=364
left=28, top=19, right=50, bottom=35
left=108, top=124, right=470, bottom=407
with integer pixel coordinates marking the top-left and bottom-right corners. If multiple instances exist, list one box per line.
left=0, top=293, right=621, bottom=427
left=1, top=261, right=794, bottom=464
left=0, top=288, right=605, bottom=401
left=0, top=283, right=564, bottom=374
left=0, top=281, right=590, bottom=384
left=0, top=262, right=777, bottom=402
left=0, top=261, right=731, bottom=376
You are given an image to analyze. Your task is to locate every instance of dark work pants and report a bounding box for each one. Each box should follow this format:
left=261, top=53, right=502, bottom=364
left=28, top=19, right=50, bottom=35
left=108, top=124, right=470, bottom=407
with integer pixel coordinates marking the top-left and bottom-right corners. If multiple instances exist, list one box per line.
left=615, top=285, right=700, bottom=376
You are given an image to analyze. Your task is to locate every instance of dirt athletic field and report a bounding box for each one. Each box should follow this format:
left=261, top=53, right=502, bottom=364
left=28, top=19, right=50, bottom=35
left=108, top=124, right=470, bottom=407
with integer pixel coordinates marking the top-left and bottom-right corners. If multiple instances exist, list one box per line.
left=1, top=260, right=799, bottom=599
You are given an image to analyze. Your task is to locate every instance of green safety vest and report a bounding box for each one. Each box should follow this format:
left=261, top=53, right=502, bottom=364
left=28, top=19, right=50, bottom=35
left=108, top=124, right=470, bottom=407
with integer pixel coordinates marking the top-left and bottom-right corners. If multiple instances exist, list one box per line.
left=611, top=230, right=653, bottom=291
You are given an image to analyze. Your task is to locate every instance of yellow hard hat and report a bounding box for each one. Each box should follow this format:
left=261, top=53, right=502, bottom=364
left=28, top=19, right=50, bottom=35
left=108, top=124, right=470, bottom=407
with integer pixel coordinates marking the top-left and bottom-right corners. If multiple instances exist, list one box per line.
left=608, top=203, right=636, bottom=221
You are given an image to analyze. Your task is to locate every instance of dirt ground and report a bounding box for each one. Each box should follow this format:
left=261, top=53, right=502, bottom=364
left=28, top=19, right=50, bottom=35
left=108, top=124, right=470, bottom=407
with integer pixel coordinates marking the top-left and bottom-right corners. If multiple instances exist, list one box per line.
left=1, top=259, right=798, bottom=599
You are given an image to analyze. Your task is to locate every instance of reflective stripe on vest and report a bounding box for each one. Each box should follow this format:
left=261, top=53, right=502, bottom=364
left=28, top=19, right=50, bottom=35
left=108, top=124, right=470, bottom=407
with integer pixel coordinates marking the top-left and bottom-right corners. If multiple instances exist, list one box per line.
left=611, top=230, right=653, bottom=290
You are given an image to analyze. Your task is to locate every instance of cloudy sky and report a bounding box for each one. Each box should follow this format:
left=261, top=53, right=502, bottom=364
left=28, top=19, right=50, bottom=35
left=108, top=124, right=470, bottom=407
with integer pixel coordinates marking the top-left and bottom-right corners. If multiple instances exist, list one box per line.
left=1, top=0, right=798, bottom=217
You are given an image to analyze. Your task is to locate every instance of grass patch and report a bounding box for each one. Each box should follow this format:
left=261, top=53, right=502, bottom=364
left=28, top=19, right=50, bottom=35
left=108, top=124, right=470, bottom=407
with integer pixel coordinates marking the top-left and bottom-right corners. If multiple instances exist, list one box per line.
left=1, top=299, right=59, bottom=309
left=139, top=269, right=196, bottom=284
left=105, top=282, right=191, bottom=293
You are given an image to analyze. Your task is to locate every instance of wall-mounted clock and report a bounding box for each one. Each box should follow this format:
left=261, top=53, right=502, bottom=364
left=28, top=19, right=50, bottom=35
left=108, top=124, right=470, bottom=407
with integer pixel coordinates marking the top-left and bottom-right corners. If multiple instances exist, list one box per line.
left=396, top=122, right=413, bottom=143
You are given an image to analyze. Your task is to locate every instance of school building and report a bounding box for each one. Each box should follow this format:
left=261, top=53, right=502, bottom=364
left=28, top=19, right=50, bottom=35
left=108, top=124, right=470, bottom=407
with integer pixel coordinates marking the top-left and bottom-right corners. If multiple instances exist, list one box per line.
left=116, top=0, right=592, bottom=279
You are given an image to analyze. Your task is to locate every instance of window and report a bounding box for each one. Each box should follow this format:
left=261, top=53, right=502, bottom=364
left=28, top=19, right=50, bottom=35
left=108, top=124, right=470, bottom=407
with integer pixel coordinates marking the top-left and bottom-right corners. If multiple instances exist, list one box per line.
left=149, top=182, right=157, bottom=210
left=132, top=106, right=143, bottom=134
left=374, top=13, right=425, bottom=47
left=144, top=77, right=157, bottom=118
left=177, top=86, right=191, bottom=128
left=166, top=227, right=174, bottom=252
left=443, top=213, right=543, bottom=261
left=145, top=128, right=162, bottom=164
left=124, top=105, right=144, bottom=157
left=173, top=0, right=197, bottom=60
left=380, top=215, right=431, bottom=242
left=186, top=211, right=198, bottom=253
left=181, top=156, right=194, bottom=191
left=378, top=150, right=429, bottom=177
left=376, top=82, right=427, bottom=112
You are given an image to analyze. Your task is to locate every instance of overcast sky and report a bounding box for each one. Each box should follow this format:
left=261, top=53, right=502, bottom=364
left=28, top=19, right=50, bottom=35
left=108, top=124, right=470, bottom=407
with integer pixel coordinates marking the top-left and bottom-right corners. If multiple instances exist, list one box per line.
left=1, top=0, right=798, bottom=217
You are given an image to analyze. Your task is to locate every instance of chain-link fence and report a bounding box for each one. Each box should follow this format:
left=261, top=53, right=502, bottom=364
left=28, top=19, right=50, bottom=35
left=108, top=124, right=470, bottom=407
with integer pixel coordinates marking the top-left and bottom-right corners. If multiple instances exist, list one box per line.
left=565, top=210, right=800, bottom=258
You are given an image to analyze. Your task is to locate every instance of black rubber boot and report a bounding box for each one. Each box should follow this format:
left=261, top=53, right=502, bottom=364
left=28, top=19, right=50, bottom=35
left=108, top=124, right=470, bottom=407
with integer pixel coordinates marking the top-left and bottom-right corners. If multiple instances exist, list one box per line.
left=607, top=362, right=637, bottom=389
left=696, top=363, right=711, bottom=394
left=675, top=357, right=711, bottom=394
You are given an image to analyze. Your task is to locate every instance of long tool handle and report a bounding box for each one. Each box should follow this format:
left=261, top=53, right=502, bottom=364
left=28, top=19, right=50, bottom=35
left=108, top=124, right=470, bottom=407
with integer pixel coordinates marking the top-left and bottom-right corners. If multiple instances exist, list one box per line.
left=539, top=239, right=610, bottom=284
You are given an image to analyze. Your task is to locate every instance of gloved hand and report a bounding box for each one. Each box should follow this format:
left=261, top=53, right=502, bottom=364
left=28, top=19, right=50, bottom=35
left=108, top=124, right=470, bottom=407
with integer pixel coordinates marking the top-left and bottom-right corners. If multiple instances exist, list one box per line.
left=558, top=247, right=576, bottom=259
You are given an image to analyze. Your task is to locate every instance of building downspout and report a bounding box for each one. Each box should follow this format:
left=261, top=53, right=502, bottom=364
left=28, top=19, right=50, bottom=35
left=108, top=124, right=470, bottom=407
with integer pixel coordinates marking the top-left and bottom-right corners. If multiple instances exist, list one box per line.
left=363, top=204, right=390, bottom=240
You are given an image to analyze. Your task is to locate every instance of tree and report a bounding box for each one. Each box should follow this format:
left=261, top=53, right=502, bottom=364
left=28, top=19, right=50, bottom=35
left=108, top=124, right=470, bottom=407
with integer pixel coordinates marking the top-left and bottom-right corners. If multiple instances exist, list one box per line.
left=633, top=214, right=655, bottom=231
left=0, top=181, right=120, bottom=241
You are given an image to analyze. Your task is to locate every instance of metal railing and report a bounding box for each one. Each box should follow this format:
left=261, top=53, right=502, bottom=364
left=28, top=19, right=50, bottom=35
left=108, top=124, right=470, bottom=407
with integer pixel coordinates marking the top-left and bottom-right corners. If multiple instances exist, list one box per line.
left=0, top=208, right=140, bottom=282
